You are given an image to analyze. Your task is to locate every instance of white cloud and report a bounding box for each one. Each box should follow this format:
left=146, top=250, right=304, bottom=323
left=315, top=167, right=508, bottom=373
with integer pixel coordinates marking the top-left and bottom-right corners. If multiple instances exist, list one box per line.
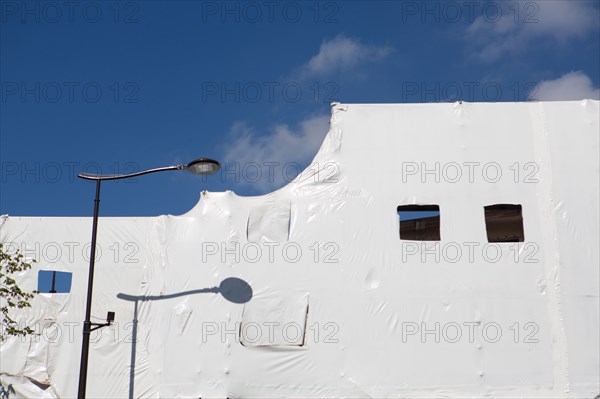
left=526, top=1, right=599, bottom=40
left=222, top=114, right=330, bottom=191
left=466, top=1, right=599, bottom=62
left=298, top=34, right=392, bottom=78
left=529, top=71, right=600, bottom=101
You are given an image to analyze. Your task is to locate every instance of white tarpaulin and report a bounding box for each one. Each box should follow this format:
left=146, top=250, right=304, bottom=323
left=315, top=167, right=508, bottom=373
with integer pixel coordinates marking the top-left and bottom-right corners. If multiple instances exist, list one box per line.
left=1, top=100, right=599, bottom=398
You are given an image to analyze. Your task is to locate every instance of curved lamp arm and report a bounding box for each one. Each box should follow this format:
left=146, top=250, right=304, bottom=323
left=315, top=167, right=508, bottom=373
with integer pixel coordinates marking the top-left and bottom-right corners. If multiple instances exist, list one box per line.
left=78, top=165, right=184, bottom=181
left=77, top=157, right=221, bottom=181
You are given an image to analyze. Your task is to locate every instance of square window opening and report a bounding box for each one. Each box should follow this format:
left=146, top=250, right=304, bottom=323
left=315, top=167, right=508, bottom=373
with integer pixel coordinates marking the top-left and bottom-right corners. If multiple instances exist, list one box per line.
left=397, top=205, right=440, bottom=241
left=484, top=204, right=524, bottom=243
left=38, top=270, right=72, bottom=293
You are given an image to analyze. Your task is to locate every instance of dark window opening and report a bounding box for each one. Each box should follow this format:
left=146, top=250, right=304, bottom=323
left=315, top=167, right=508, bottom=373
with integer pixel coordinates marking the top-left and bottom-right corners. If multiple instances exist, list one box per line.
left=484, top=204, right=524, bottom=242
left=397, top=205, right=440, bottom=241
left=38, top=270, right=72, bottom=293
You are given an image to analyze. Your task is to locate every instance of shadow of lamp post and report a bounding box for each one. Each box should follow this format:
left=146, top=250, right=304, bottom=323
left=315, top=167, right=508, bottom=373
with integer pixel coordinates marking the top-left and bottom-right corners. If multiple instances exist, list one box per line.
left=116, top=277, right=253, bottom=399
left=76, top=158, right=221, bottom=399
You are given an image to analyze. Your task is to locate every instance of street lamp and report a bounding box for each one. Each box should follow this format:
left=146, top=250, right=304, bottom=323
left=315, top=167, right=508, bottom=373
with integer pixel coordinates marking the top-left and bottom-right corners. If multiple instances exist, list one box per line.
left=76, top=157, right=220, bottom=399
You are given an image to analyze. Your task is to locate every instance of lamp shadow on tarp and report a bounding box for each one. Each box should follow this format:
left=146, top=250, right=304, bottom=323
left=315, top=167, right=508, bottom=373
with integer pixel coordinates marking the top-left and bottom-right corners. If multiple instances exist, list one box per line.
left=116, top=277, right=253, bottom=399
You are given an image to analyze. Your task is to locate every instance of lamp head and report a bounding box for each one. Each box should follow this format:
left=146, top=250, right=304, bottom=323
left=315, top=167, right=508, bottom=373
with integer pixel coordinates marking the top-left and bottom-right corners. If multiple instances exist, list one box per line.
left=186, top=158, right=221, bottom=175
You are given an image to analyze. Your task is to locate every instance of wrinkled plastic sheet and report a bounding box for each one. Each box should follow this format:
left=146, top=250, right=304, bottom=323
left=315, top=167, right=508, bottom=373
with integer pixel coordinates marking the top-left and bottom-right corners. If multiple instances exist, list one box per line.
left=1, top=101, right=599, bottom=398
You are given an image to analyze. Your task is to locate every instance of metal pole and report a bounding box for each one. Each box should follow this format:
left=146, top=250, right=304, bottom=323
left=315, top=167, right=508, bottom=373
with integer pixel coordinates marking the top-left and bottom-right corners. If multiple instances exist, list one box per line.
left=74, top=157, right=219, bottom=398
left=78, top=179, right=101, bottom=399
left=49, top=271, right=57, bottom=294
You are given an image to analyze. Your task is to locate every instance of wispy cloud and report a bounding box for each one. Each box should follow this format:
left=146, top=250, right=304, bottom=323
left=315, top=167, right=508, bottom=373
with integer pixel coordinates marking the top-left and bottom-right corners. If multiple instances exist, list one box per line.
left=296, top=34, right=392, bottom=78
left=222, top=115, right=330, bottom=191
left=466, top=1, right=599, bottom=62
left=529, top=71, right=600, bottom=101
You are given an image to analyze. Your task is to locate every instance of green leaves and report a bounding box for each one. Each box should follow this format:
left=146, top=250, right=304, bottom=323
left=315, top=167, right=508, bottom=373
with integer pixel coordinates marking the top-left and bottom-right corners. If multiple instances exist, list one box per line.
left=0, top=243, right=39, bottom=342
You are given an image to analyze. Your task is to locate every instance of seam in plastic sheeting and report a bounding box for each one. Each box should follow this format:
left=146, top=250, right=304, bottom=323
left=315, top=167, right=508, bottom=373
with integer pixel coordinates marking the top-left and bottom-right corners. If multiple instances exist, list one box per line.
left=530, top=102, right=570, bottom=394
left=240, top=291, right=309, bottom=347
left=247, top=201, right=291, bottom=244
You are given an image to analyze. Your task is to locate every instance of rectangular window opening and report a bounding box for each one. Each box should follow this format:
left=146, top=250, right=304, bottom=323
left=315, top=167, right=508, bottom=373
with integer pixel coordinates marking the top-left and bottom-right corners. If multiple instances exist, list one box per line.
left=38, top=270, right=72, bottom=293
left=484, top=204, right=524, bottom=243
left=397, top=205, right=440, bottom=241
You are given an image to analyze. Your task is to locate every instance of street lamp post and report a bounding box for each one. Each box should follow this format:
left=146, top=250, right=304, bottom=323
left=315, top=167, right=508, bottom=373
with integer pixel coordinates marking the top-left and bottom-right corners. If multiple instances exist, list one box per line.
left=76, top=157, right=220, bottom=399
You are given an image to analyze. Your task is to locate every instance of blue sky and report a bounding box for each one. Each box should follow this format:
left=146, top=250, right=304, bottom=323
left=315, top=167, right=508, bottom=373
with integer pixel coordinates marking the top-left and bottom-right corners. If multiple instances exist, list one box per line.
left=38, top=269, right=72, bottom=293
left=1, top=0, right=599, bottom=217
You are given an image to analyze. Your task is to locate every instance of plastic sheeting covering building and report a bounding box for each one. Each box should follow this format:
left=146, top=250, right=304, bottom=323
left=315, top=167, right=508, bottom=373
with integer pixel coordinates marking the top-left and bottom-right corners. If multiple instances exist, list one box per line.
left=1, top=101, right=599, bottom=398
